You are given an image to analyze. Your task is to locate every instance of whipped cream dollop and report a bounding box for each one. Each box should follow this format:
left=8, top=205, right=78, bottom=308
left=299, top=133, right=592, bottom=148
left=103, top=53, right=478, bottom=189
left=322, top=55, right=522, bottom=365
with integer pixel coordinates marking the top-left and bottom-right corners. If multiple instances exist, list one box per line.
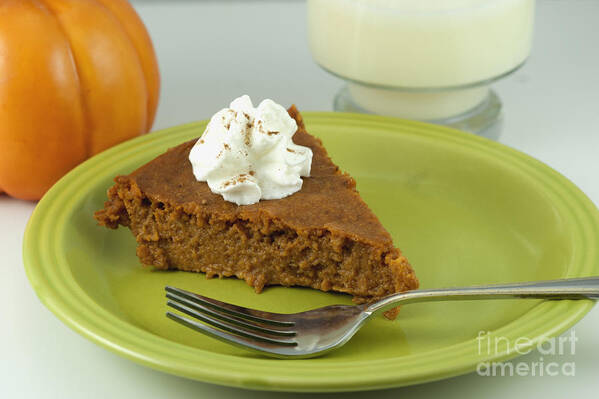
left=188, top=95, right=313, bottom=205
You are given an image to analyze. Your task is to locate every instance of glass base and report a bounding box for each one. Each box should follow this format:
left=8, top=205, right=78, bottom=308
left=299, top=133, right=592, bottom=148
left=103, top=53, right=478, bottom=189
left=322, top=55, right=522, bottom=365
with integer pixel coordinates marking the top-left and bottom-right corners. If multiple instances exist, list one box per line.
left=334, top=85, right=502, bottom=140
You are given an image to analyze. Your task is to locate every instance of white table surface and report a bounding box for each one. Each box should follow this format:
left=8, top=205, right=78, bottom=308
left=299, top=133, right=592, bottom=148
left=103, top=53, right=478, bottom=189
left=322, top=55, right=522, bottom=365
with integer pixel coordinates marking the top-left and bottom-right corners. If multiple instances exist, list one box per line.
left=2, top=1, right=598, bottom=397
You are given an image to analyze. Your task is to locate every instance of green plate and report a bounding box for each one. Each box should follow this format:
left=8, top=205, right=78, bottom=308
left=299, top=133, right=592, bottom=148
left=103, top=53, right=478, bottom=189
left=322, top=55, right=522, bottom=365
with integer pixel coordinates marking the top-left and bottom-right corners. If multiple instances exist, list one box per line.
left=24, top=113, right=599, bottom=392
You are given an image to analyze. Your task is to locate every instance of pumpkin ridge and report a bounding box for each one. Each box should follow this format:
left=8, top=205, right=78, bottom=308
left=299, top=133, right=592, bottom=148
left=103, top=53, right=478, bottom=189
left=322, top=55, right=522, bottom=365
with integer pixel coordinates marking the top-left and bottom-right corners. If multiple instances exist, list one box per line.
left=90, top=0, right=148, bottom=133
left=38, top=0, right=148, bottom=155
left=37, top=0, right=92, bottom=157
left=0, top=0, right=87, bottom=199
left=93, top=0, right=160, bottom=131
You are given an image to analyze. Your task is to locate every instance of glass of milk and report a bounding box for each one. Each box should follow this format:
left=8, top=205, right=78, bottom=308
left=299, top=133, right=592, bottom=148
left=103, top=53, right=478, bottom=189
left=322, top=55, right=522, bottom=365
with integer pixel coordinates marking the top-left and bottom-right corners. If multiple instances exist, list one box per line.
left=308, top=0, right=535, bottom=134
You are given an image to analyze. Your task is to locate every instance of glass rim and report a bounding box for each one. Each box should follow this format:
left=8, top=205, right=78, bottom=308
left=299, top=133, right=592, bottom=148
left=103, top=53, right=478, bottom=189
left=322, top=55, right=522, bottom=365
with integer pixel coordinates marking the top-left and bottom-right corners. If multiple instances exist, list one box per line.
left=307, top=0, right=530, bottom=17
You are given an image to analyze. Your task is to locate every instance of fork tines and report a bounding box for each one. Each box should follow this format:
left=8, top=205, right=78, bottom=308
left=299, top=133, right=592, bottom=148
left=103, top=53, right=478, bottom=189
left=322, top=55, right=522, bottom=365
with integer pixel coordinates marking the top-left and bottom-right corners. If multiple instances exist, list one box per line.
left=165, top=286, right=298, bottom=349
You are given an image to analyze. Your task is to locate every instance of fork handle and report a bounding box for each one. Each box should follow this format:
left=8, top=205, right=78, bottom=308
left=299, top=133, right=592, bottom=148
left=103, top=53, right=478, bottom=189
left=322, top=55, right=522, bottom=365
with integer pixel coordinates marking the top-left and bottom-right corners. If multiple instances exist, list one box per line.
left=366, top=277, right=599, bottom=315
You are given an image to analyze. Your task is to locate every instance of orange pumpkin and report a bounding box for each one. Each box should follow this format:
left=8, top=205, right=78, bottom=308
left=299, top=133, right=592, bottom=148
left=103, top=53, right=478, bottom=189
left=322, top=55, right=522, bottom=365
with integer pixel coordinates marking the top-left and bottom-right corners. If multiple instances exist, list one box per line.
left=0, top=0, right=160, bottom=200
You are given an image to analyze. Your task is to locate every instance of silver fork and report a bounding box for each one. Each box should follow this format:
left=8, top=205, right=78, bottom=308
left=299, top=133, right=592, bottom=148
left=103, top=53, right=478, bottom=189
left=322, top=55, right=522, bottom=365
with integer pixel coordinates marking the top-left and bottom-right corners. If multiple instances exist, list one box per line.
left=165, top=277, right=599, bottom=359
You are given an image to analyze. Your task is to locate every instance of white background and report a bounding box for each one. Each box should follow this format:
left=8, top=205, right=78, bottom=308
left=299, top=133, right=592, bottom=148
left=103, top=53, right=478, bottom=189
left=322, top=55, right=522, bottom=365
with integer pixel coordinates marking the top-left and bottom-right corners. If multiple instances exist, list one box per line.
left=2, top=0, right=598, bottom=397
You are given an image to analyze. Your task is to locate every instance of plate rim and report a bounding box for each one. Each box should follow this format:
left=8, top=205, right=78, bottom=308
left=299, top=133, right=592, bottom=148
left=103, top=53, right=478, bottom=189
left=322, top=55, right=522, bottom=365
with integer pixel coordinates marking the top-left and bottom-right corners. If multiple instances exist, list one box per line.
left=23, top=112, right=599, bottom=392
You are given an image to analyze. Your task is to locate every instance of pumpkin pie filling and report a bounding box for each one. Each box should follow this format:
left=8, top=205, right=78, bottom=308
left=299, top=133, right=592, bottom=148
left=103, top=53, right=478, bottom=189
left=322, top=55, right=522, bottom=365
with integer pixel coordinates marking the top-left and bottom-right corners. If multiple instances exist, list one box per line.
left=95, top=106, right=418, bottom=317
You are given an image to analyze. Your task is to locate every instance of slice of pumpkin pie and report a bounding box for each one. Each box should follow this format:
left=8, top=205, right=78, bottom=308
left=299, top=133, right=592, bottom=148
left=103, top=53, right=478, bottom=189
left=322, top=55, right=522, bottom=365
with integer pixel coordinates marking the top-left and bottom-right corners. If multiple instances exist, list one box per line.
left=95, top=97, right=418, bottom=317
